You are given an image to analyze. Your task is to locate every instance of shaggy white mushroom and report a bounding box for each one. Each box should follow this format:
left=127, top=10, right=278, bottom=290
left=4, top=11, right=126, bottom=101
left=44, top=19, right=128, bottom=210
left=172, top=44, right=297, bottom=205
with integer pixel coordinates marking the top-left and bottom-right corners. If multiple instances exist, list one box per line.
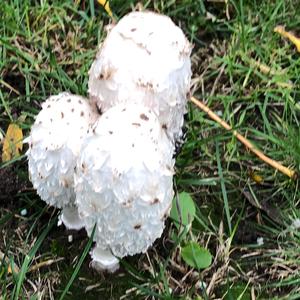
left=75, top=104, right=175, bottom=271
left=88, top=11, right=192, bottom=143
left=26, top=92, right=98, bottom=230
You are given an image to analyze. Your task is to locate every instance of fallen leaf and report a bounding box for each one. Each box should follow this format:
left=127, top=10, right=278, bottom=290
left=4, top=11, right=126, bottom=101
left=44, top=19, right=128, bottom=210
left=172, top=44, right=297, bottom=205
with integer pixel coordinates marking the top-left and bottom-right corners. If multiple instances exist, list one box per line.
left=97, top=0, right=113, bottom=17
left=249, top=171, right=264, bottom=184
left=0, top=250, right=20, bottom=274
left=274, top=25, right=300, bottom=52
left=2, top=123, right=23, bottom=162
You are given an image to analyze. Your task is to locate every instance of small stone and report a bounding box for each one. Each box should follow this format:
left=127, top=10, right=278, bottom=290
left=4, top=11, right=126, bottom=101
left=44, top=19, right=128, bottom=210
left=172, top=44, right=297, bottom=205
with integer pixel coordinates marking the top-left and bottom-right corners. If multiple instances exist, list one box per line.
left=68, top=235, right=73, bottom=243
left=20, top=209, right=27, bottom=216
left=257, top=237, right=264, bottom=246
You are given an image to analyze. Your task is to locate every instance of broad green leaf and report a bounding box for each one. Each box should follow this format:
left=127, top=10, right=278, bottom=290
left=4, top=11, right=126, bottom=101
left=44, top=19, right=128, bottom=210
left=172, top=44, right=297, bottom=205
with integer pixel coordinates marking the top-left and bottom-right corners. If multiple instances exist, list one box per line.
left=181, top=242, right=212, bottom=269
left=170, top=192, right=195, bottom=230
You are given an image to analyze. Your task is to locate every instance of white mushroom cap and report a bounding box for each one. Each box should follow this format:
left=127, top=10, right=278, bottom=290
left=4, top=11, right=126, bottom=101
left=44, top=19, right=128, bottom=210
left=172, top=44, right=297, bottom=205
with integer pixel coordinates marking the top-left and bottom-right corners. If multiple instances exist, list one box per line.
left=26, top=92, right=98, bottom=228
left=75, top=104, right=174, bottom=263
left=88, top=11, right=192, bottom=143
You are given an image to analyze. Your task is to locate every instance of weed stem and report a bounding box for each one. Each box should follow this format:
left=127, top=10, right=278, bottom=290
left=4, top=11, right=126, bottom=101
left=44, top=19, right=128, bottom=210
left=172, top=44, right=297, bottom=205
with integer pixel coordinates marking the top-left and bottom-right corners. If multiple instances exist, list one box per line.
left=190, top=96, right=296, bottom=179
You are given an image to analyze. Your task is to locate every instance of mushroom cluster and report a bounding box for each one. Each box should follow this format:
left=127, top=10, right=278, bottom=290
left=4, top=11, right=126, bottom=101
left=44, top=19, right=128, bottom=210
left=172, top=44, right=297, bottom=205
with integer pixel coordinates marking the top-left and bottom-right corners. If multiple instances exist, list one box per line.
left=26, top=11, right=191, bottom=272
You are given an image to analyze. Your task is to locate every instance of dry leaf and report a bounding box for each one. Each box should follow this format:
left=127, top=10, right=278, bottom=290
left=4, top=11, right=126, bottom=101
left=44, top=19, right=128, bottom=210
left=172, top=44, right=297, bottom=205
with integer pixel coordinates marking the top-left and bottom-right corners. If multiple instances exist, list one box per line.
left=97, top=0, right=113, bottom=17
left=2, top=123, right=23, bottom=162
left=0, top=250, right=20, bottom=274
left=249, top=171, right=264, bottom=184
left=274, top=25, right=300, bottom=52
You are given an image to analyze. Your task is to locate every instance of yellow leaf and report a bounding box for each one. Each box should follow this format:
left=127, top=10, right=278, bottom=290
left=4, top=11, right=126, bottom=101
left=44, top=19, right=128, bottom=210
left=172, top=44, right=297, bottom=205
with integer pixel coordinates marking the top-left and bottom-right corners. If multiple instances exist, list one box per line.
left=0, top=250, right=20, bottom=274
left=7, top=265, right=12, bottom=274
left=249, top=171, right=264, bottom=184
left=2, top=123, right=23, bottom=162
left=97, top=0, right=113, bottom=17
left=274, top=25, right=300, bottom=52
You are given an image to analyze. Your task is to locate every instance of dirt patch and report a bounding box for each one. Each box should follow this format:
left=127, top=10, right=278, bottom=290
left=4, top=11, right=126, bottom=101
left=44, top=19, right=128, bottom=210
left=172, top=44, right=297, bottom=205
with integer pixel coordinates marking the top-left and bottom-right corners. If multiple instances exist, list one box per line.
left=0, top=166, right=29, bottom=206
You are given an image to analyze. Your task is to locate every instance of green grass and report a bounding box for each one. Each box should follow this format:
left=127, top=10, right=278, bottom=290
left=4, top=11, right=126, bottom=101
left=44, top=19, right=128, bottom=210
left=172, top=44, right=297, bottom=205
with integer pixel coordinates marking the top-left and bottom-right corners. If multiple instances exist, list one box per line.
left=1, top=0, right=300, bottom=299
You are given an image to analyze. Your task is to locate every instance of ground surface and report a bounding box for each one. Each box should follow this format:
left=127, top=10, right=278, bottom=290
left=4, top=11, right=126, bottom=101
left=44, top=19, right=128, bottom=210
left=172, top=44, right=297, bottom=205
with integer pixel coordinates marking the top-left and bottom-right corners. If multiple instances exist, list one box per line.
left=0, top=0, right=300, bottom=299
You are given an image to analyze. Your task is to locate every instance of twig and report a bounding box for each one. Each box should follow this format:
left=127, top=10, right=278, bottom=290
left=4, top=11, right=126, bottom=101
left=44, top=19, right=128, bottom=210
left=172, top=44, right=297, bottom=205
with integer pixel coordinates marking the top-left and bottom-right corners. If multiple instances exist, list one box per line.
left=28, top=257, right=64, bottom=272
left=0, top=79, right=20, bottom=95
left=190, top=96, right=296, bottom=179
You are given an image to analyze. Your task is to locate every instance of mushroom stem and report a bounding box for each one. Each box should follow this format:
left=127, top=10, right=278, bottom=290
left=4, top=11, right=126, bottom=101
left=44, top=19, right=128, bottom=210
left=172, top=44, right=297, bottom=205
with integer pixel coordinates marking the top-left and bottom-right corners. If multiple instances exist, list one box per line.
left=190, top=96, right=296, bottom=179
left=61, top=206, right=85, bottom=230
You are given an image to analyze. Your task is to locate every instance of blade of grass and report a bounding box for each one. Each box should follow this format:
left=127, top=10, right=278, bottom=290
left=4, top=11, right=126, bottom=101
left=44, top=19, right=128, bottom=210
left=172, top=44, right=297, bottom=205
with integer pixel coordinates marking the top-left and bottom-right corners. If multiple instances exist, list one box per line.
left=12, top=216, right=57, bottom=300
left=89, top=0, right=95, bottom=18
left=58, top=224, right=96, bottom=300
left=0, top=212, right=13, bottom=227
left=216, top=140, right=232, bottom=234
left=131, top=283, right=166, bottom=299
